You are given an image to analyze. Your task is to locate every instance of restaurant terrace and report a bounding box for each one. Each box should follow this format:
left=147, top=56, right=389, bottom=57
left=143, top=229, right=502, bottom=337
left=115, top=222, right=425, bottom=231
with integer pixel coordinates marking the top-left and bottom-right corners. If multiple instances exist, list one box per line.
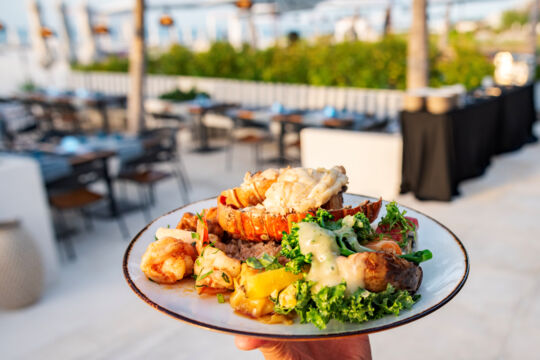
left=0, top=0, right=538, bottom=359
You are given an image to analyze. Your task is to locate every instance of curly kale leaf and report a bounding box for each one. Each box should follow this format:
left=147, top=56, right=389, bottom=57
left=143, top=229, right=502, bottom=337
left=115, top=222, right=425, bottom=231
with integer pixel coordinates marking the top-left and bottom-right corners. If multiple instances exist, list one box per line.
left=274, top=280, right=313, bottom=316
left=352, top=212, right=375, bottom=241
left=302, top=208, right=341, bottom=231
left=308, top=283, right=348, bottom=327
left=281, top=224, right=312, bottom=274
left=292, top=281, right=419, bottom=329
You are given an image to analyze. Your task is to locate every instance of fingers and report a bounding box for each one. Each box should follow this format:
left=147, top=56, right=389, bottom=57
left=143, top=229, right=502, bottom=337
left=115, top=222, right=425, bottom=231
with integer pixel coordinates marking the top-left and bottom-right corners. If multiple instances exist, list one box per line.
left=234, top=336, right=270, bottom=351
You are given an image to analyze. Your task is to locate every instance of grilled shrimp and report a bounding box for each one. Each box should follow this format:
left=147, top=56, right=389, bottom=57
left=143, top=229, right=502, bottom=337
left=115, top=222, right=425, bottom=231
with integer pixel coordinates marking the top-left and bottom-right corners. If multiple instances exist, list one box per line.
left=141, top=237, right=197, bottom=284
left=194, top=246, right=241, bottom=294
left=178, top=208, right=224, bottom=239
left=364, top=239, right=402, bottom=255
left=176, top=212, right=198, bottom=232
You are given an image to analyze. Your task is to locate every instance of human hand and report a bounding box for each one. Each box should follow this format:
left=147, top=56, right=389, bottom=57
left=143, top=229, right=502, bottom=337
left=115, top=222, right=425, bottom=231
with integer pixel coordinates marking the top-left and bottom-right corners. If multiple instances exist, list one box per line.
left=235, top=334, right=372, bottom=360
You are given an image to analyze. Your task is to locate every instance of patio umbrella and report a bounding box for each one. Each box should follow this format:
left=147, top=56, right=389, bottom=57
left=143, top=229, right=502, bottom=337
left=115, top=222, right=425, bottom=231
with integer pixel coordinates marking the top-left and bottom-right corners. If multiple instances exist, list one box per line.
left=76, top=1, right=99, bottom=65
left=124, top=0, right=326, bottom=133
left=27, top=0, right=54, bottom=69
left=56, top=1, right=76, bottom=64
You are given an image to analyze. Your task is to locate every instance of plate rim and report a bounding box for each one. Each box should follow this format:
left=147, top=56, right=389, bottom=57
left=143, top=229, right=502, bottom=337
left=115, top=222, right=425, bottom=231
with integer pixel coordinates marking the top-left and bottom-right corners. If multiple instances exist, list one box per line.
left=122, top=194, right=470, bottom=340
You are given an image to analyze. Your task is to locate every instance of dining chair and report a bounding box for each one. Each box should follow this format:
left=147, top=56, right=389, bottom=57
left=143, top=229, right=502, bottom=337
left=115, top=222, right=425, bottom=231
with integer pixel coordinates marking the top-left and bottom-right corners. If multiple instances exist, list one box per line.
left=118, top=127, right=190, bottom=220
left=49, top=188, right=104, bottom=260
left=46, top=153, right=129, bottom=260
left=0, top=101, right=40, bottom=147
left=225, top=113, right=274, bottom=171
left=50, top=101, right=78, bottom=132
left=21, top=98, right=54, bottom=135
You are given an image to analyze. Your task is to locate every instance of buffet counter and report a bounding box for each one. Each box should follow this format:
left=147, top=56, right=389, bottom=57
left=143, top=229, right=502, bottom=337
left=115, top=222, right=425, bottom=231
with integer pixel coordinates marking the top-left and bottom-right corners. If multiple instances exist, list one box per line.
left=400, top=84, right=536, bottom=201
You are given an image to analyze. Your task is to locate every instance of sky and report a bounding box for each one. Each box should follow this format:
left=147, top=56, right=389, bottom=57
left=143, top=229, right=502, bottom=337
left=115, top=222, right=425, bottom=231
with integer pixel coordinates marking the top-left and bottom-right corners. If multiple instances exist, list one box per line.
left=0, top=0, right=528, bottom=45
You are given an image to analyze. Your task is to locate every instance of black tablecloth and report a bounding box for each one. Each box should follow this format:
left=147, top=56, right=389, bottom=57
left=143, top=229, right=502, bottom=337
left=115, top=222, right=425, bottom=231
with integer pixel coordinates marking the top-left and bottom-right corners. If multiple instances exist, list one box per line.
left=496, top=85, right=536, bottom=153
left=400, top=84, right=536, bottom=201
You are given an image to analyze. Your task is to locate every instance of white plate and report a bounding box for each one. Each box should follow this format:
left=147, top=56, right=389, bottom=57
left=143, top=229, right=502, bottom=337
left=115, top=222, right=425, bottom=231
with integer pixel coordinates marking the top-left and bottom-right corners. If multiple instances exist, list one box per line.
left=123, top=194, right=469, bottom=340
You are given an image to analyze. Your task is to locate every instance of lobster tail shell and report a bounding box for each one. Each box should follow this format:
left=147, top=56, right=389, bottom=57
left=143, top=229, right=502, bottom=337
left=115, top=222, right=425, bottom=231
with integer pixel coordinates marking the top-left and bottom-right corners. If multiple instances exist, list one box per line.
left=220, top=171, right=278, bottom=208
left=217, top=195, right=382, bottom=242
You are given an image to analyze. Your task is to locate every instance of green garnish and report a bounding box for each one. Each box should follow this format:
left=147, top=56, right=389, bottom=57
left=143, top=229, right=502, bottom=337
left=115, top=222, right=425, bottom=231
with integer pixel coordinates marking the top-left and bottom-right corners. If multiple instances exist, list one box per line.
left=196, top=210, right=205, bottom=222
left=246, top=253, right=282, bottom=270
left=154, top=235, right=158, bottom=241
left=400, top=249, right=433, bottom=264
left=197, top=270, right=213, bottom=282
left=246, top=257, right=264, bottom=269
left=378, top=201, right=416, bottom=243
left=217, top=293, right=225, bottom=303
left=336, top=235, right=355, bottom=256
left=352, top=212, right=375, bottom=241
left=167, top=224, right=170, bottom=228
left=221, top=272, right=230, bottom=283
left=191, top=232, right=200, bottom=239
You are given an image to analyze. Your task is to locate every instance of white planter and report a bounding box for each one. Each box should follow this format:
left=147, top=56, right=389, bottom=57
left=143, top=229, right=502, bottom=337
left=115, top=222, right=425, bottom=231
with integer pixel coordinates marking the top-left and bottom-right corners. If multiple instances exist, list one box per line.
left=0, top=220, right=45, bottom=309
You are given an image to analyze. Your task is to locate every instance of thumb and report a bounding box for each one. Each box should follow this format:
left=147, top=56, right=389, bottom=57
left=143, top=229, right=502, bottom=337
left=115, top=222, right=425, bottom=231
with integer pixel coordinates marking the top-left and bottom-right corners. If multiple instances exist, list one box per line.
left=236, top=337, right=294, bottom=360
left=235, top=336, right=270, bottom=351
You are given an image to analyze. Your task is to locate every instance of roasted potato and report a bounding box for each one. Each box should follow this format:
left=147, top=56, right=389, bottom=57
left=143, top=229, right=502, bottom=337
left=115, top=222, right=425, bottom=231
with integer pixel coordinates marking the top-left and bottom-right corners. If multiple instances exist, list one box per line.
left=364, top=252, right=423, bottom=293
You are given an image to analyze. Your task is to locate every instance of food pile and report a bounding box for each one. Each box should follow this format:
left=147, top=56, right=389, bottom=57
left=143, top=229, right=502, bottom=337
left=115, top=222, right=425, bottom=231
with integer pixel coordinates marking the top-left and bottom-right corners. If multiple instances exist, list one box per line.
left=140, top=166, right=432, bottom=329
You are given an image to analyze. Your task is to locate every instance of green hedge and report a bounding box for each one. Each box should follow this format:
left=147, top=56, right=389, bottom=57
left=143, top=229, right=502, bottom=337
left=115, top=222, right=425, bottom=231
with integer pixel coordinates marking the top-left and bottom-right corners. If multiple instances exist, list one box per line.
left=73, top=36, right=493, bottom=90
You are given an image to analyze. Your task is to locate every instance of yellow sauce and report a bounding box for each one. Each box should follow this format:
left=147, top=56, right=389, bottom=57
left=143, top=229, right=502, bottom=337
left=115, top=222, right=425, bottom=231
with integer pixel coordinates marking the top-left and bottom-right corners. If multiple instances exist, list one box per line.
left=298, top=222, right=342, bottom=292
left=298, top=222, right=367, bottom=294
left=336, top=253, right=367, bottom=295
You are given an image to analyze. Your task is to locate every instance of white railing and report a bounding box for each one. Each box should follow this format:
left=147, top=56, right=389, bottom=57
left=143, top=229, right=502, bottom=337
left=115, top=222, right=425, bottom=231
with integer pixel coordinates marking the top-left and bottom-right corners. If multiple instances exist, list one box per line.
left=68, top=71, right=405, bottom=120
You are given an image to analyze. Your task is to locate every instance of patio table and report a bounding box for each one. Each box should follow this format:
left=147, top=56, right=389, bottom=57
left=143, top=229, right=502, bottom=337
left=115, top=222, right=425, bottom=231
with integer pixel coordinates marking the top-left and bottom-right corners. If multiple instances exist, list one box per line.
left=188, top=100, right=236, bottom=153
left=18, top=91, right=126, bottom=133
left=79, top=95, right=126, bottom=133
left=226, top=107, right=300, bottom=164
left=14, top=132, right=145, bottom=220
left=227, top=107, right=374, bottom=165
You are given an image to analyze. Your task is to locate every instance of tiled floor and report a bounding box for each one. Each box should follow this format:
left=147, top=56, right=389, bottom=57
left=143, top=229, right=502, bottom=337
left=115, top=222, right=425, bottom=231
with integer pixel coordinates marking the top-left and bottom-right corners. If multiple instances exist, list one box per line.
left=1, top=130, right=539, bottom=360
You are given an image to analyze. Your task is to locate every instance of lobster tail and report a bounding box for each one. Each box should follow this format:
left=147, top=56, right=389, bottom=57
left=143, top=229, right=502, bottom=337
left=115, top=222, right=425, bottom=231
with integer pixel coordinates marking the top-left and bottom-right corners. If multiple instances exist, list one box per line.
left=217, top=194, right=382, bottom=242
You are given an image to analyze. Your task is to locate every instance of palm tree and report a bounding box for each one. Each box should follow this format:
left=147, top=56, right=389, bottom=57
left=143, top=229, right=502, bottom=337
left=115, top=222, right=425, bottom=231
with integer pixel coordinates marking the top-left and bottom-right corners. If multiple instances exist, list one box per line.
left=530, top=0, right=539, bottom=58
left=407, top=0, right=428, bottom=90
left=383, top=0, right=393, bottom=37
left=127, top=0, right=146, bottom=134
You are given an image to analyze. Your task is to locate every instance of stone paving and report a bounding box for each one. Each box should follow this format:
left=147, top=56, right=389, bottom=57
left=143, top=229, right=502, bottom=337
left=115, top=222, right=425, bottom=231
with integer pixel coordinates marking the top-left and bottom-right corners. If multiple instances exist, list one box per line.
left=1, top=129, right=539, bottom=360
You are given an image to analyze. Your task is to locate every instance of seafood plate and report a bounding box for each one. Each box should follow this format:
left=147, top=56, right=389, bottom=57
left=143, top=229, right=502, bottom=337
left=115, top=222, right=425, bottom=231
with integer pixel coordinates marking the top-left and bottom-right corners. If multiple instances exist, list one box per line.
left=124, top=166, right=469, bottom=339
